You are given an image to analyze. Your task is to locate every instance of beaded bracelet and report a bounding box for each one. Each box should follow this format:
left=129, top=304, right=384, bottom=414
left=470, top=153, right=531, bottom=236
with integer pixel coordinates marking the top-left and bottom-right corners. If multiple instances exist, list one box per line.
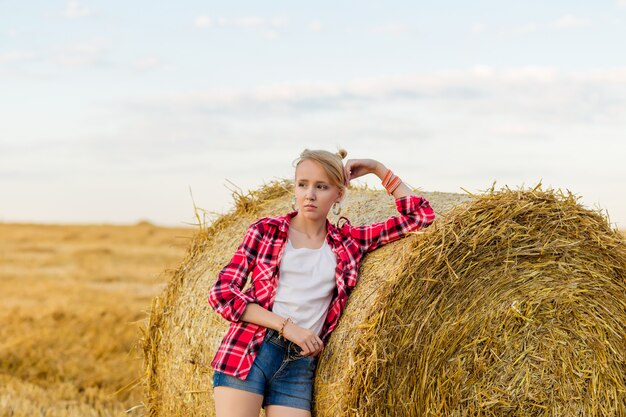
left=382, top=169, right=402, bottom=195
left=278, top=317, right=294, bottom=340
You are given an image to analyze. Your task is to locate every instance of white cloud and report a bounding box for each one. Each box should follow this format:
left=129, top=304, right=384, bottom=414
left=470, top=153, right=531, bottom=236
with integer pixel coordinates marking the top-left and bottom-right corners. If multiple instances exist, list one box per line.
left=505, top=16, right=591, bottom=35
left=115, top=67, right=626, bottom=129
left=64, top=0, right=94, bottom=19
left=507, top=16, right=591, bottom=35
left=618, top=0, right=626, bottom=7
left=371, top=23, right=410, bottom=36
left=232, top=16, right=267, bottom=30
left=471, top=65, right=496, bottom=78
left=498, top=65, right=559, bottom=82
left=553, top=15, right=591, bottom=29
left=0, top=51, right=36, bottom=64
left=232, top=16, right=287, bottom=39
left=196, top=15, right=288, bottom=39
left=470, top=23, right=486, bottom=34
left=511, top=22, right=539, bottom=34
left=194, top=15, right=212, bottom=29
left=50, top=40, right=110, bottom=68
left=489, top=123, right=543, bottom=138
left=1, top=41, right=111, bottom=70
left=132, top=57, right=174, bottom=72
left=308, top=20, right=323, bottom=32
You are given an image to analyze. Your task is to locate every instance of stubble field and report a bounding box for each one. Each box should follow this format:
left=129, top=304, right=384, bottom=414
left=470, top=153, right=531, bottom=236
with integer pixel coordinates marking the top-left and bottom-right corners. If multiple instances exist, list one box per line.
left=0, top=221, right=195, bottom=416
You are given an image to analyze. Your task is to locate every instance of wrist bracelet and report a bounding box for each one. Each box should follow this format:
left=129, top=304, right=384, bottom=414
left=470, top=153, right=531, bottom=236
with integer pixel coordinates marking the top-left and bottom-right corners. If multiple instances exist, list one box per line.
left=278, top=317, right=293, bottom=340
left=382, top=169, right=393, bottom=186
left=382, top=169, right=403, bottom=195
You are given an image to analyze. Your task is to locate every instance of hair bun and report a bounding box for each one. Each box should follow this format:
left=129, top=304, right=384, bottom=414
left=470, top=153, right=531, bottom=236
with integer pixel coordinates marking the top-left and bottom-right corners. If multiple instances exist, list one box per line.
left=336, top=148, right=348, bottom=160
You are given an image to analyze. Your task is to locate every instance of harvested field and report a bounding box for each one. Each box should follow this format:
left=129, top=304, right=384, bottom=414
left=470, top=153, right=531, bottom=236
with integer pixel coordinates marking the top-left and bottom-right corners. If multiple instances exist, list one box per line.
left=0, top=221, right=195, bottom=417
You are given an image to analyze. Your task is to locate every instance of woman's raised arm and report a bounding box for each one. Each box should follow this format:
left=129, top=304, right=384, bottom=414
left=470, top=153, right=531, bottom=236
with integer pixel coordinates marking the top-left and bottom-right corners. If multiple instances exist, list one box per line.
left=342, top=158, right=435, bottom=254
left=344, top=159, right=414, bottom=198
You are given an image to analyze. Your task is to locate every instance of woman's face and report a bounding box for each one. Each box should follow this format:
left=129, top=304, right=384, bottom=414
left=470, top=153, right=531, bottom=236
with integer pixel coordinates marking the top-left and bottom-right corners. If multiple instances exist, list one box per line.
left=294, top=159, right=343, bottom=220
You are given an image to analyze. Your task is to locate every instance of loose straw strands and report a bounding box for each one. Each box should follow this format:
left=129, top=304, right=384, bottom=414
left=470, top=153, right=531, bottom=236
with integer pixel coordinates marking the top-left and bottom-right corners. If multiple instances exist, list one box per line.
left=316, top=184, right=625, bottom=417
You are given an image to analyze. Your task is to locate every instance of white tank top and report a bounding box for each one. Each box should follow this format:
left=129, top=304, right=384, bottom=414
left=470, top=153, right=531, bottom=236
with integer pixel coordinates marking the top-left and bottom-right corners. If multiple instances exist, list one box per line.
left=271, top=237, right=337, bottom=337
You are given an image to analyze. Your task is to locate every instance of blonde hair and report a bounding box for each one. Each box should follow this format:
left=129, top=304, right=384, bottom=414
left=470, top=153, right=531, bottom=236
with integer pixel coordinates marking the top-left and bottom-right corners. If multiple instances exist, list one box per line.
left=292, top=148, right=348, bottom=195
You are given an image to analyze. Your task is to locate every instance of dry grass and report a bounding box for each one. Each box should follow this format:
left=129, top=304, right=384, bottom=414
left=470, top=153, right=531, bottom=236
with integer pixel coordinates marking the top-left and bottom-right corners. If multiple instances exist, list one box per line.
left=0, top=221, right=195, bottom=417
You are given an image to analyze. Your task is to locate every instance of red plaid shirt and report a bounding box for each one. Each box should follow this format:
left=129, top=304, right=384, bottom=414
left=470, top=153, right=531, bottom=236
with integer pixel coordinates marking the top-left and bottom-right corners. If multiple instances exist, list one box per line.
left=208, top=194, right=435, bottom=380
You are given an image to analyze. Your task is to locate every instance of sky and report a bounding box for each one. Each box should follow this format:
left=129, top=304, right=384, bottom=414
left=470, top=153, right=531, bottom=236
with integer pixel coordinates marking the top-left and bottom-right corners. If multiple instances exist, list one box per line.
left=1, top=1, right=625, bottom=229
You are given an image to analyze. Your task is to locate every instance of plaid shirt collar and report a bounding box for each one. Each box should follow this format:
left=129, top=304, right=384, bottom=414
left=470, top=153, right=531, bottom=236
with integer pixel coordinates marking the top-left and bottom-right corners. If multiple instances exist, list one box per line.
left=264, top=210, right=345, bottom=242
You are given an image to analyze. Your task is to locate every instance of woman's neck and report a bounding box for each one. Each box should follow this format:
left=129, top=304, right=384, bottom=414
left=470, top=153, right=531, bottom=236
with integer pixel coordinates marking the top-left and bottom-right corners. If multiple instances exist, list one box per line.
left=289, top=213, right=327, bottom=239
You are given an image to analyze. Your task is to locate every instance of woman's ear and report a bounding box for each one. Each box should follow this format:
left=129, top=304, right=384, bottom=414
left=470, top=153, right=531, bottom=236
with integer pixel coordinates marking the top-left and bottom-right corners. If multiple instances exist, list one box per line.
left=337, top=188, right=345, bottom=202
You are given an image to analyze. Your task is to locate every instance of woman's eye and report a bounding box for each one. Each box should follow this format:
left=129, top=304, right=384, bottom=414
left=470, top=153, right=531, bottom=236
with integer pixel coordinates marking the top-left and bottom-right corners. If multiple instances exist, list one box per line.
left=297, top=183, right=327, bottom=189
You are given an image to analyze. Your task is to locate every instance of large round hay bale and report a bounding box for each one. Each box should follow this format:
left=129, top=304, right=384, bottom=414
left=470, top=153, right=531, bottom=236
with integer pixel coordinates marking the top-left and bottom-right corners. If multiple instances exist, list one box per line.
left=141, top=180, right=626, bottom=416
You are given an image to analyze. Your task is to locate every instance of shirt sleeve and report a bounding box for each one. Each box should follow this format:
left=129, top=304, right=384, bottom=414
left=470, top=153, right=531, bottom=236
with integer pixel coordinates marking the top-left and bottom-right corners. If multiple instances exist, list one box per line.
left=344, top=194, right=436, bottom=254
left=207, top=220, right=262, bottom=323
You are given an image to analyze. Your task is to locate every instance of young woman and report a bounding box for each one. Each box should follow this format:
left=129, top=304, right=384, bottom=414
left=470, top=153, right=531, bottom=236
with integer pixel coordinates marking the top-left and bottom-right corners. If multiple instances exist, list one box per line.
left=208, top=148, right=436, bottom=417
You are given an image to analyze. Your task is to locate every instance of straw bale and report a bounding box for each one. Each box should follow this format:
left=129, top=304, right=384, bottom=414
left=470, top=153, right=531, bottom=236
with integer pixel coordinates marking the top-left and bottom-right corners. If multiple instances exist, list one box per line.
left=141, top=180, right=626, bottom=416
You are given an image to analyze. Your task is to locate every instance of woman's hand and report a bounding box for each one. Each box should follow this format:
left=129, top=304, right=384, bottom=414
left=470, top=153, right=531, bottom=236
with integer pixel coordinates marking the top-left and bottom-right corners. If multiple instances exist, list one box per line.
left=344, top=159, right=383, bottom=184
left=283, top=321, right=324, bottom=357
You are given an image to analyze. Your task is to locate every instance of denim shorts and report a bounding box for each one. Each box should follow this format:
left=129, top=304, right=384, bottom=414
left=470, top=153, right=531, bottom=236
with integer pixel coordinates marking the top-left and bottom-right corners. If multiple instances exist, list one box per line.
left=212, top=328, right=319, bottom=411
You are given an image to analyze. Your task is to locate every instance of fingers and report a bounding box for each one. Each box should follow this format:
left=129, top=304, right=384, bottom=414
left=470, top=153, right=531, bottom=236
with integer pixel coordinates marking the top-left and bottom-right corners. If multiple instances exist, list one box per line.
left=344, top=159, right=359, bottom=185
left=292, top=327, right=324, bottom=356
left=304, top=341, right=316, bottom=356
left=311, top=339, right=323, bottom=356
left=345, top=159, right=368, bottom=181
left=300, top=337, right=324, bottom=356
left=344, top=159, right=378, bottom=179
left=344, top=162, right=352, bottom=184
